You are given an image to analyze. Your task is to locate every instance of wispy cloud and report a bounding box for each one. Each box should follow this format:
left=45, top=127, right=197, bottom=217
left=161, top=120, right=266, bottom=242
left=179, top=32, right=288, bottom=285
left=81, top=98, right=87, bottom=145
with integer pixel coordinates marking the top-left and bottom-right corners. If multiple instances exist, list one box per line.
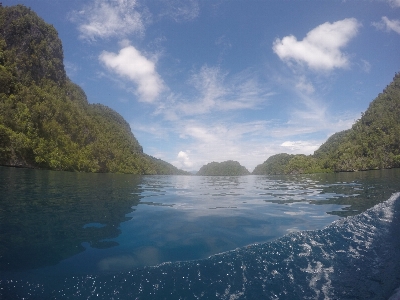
left=360, top=59, right=371, bottom=73
left=70, top=0, right=146, bottom=41
left=295, top=76, right=315, bottom=95
left=388, top=0, right=400, bottom=8
left=372, top=16, right=400, bottom=34
left=64, top=61, right=79, bottom=78
left=273, top=18, right=361, bottom=71
left=99, top=42, right=164, bottom=102
left=156, top=66, right=272, bottom=119
left=280, top=140, right=321, bottom=153
left=137, top=98, right=356, bottom=171
left=158, top=0, right=200, bottom=22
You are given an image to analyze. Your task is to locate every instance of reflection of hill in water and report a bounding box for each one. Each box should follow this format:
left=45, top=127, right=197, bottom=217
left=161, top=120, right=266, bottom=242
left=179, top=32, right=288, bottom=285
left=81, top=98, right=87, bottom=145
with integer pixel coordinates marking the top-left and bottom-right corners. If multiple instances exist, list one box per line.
left=0, top=167, right=143, bottom=271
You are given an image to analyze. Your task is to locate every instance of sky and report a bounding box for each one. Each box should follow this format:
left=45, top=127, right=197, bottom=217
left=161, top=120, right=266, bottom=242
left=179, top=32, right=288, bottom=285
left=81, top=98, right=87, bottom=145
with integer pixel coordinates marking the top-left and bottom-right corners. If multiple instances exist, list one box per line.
left=4, top=0, right=400, bottom=172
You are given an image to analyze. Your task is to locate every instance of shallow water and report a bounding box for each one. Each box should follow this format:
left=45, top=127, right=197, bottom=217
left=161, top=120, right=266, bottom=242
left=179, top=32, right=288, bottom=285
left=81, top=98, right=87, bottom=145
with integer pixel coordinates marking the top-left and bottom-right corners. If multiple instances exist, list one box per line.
left=1, top=167, right=400, bottom=299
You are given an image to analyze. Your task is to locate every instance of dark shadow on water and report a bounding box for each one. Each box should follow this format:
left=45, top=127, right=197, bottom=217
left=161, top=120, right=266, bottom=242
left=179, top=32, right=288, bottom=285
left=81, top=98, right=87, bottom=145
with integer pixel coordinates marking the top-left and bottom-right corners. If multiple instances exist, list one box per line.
left=0, top=167, right=143, bottom=271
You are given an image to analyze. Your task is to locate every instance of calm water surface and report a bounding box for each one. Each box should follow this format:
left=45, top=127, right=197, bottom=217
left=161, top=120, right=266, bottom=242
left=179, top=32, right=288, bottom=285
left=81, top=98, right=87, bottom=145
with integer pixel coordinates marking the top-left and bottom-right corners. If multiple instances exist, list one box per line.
left=1, top=167, right=399, bottom=275
left=1, top=167, right=400, bottom=299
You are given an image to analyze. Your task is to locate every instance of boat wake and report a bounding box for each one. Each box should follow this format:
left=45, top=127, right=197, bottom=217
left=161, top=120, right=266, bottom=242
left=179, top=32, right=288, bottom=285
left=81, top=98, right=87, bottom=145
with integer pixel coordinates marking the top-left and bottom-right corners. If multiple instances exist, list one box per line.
left=1, top=192, right=400, bottom=299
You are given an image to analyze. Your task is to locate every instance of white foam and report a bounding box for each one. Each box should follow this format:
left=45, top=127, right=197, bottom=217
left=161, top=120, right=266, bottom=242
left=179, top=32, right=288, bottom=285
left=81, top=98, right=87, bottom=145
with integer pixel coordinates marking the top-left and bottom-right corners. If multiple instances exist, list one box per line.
left=389, top=287, right=400, bottom=300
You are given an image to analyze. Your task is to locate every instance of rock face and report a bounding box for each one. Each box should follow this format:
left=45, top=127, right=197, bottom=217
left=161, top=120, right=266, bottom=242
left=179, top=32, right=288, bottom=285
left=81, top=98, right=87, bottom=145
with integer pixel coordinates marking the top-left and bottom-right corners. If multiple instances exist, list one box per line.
left=197, top=160, right=250, bottom=176
left=0, top=5, right=189, bottom=175
left=0, top=5, right=66, bottom=85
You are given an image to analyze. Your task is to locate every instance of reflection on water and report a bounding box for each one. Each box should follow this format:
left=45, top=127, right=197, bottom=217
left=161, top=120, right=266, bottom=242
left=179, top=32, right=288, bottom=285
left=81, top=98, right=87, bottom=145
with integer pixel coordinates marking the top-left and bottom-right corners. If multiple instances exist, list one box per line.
left=0, top=167, right=143, bottom=271
left=0, top=167, right=399, bottom=275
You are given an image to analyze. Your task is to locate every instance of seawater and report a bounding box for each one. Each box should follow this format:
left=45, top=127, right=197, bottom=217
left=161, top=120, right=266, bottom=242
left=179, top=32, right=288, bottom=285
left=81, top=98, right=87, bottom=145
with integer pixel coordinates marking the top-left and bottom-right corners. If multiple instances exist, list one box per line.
left=0, top=167, right=400, bottom=299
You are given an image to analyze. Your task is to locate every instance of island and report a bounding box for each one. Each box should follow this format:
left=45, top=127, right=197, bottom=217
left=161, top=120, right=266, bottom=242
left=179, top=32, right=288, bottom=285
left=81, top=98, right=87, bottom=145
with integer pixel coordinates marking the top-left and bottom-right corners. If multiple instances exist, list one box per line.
left=0, top=5, right=189, bottom=175
left=197, top=160, right=250, bottom=176
left=253, top=72, right=400, bottom=175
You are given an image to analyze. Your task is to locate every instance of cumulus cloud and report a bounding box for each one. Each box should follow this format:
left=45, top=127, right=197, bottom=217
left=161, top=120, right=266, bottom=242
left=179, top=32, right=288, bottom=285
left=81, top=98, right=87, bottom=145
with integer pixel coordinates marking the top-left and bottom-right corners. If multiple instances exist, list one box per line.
left=70, top=0, right=145, bottom=40
left=273, top=18, right=361, bottom=71
left=177, top=151, right=193, bottom=168
left=99, top=44, right=164, bottom=102
left=372, top=16, right=400, bottom=34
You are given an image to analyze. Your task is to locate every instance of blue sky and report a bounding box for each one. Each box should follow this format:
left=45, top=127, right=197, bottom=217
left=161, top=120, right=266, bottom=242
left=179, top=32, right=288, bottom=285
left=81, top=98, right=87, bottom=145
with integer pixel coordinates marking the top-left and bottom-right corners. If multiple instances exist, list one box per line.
left=4, top=0, right=400, bottom=172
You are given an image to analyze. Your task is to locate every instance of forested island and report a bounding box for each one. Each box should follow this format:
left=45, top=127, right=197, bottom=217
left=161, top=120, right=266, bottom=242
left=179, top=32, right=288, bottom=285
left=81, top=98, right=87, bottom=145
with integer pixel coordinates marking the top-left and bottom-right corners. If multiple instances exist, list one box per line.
left=0, top=5, right=188, bottom=175
left=197, top=160, right=250, bottom=176
left=253, top=73, right=400, bottom=175
left=1, top=5, right=399, bottom=177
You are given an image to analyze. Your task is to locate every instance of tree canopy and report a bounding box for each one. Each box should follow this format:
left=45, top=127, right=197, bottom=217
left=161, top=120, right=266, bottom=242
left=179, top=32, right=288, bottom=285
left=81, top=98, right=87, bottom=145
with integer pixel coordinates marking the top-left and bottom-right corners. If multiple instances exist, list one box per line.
left=0, top=5, right=189, bottom=175
left=197, top=160, right=250, bottom=176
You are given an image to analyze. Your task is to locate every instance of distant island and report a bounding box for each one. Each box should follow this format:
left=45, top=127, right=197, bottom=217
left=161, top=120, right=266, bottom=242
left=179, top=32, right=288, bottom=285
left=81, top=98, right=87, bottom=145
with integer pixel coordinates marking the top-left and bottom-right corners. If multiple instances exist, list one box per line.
left=0, top=5, right=189, bottom=175
left=197, top=160, right=250, bottom=176
left=253, top=72, right=400, bottom=175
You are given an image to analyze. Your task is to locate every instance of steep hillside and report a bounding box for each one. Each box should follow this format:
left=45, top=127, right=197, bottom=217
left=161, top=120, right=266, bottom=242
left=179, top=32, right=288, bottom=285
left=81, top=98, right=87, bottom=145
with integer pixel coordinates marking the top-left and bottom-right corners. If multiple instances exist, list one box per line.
left=197, top=160, right=250, bottom=176
left=0, top=5, right=188, bottom=175
left=252, top=153, right=294, bottom=175
left=253, top=72, right=400, bottom=175
left=314, top=73, right=400, bottom=171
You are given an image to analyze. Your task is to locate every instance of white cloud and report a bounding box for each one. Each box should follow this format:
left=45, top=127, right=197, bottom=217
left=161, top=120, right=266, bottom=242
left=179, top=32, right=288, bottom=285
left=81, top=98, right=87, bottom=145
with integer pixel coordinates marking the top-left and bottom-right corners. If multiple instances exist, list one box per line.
left=176, top=151, right=193, bottom=169
left=181, top=125, right=219, bottom=143
left=360, top=59, right=371, bottom=73
left=64, top=61, right=79, bottom=78
left=159, top=0, right=199, bottom=22
left=99, top=44, right=164, bottom=102
left=156, top=66, right=271, bottom=119
left=70, top=0, right=145, bottom=40
left=388, top=0, right=400, bottom=8
left=139, top=103, right=357, bottom=172
left=372, top=16, right=400, bottom=34
left=273, top=18, right=361, bottom=71
left=280, top=141, right=320, bottom=154
left=184, top=66, right=227, bottom=114
left=295, top=76, right=315, bottom=94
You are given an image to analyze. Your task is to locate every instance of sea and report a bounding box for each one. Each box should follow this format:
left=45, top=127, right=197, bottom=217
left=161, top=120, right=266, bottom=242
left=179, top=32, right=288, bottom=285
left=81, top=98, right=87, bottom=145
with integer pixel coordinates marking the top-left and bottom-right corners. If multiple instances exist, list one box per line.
left=0, top=166, right=400, bottom=299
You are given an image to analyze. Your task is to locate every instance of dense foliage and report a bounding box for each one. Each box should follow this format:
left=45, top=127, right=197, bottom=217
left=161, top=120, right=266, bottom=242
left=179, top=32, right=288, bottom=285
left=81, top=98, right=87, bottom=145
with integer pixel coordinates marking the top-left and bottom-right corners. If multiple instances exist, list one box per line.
left=197, top=160, right=250, bottom=176
left=252, top=153, right=294, bottom=175
left=253, top=72, right=400, bottom=175
left=252, top=153, right=330, bottom=175
left=0, top=5, right=189, bottom=175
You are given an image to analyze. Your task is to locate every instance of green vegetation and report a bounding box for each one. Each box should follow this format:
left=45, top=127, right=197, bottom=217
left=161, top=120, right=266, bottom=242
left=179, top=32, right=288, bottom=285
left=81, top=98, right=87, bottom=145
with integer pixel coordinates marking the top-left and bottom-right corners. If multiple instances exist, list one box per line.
left=253, top=72, right=400, bottom=175
left=197, top=160, right=250, bottom=176
left=252, top=153, right=294, bottom=175
left=0, top=5, right=188, bottom=175
left=252, top=153, right=331, bottom=175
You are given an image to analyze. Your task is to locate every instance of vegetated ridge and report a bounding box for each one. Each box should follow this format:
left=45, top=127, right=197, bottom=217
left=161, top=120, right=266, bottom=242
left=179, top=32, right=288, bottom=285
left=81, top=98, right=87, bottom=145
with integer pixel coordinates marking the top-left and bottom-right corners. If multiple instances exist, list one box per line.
left=0, top=5, right=189, bottom=175
left=197, top=160, right=250, bottom=176
left=253, top=72, right=400, bottom=175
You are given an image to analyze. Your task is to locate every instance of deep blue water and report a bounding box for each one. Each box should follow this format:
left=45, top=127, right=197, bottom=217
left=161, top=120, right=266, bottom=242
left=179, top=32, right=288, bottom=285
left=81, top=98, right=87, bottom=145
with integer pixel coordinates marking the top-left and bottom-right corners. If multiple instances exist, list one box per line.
left=1, top=167, right=400, bottom=299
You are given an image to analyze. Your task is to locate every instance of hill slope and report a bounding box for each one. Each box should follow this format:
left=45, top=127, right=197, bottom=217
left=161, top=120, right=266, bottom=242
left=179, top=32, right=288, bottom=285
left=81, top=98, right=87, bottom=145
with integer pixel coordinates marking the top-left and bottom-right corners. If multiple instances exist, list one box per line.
left=253, top=72, right=400, bottom=175
left=0, top=5, right=188, bottom=175
left=197, top=160, right=250, bottom=176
